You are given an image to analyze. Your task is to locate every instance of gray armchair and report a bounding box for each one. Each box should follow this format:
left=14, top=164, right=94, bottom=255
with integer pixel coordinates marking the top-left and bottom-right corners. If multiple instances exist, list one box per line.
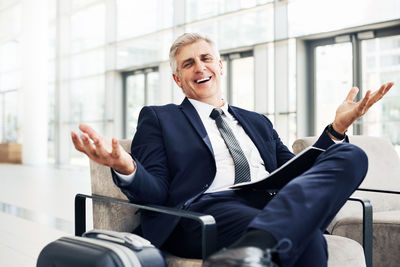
left=293, top=135, right=400, bottom=267
left=75, top=139, right=371, bottom=267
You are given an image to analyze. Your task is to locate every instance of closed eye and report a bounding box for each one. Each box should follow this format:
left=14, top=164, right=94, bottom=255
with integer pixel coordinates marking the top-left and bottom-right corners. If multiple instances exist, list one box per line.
left=182, top=59, right=194, bottom=69
left=201, top=55, right=213, bottom=62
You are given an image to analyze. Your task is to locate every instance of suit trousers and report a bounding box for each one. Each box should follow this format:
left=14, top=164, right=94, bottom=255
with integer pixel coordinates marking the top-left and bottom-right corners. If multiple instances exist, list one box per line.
left=162, top=143, right=368, bottom=267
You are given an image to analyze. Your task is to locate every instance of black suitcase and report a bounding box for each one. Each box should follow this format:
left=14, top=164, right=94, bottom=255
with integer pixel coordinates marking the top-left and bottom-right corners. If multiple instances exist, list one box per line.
left=37, top=229, right=166, bottom=267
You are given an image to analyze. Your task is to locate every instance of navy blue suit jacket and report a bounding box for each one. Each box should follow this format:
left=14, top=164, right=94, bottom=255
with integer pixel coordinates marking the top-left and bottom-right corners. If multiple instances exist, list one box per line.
left=112, top=97, right=336, bottom=247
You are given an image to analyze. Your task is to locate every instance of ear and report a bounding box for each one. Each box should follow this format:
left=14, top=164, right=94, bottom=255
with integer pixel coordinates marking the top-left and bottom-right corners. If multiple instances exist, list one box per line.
left=172, top=73, right=182, bottom=88
left=219, top=59, right=223, bottom=75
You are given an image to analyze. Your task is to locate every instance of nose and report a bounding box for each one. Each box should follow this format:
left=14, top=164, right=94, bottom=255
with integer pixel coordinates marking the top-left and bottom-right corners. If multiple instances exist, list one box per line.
left=193, top=59, right=206, bottom=72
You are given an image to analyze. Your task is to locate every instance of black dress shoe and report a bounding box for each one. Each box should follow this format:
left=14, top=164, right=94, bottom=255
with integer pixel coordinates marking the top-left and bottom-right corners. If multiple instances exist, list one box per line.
left=202, top=246, right=279, bottom=267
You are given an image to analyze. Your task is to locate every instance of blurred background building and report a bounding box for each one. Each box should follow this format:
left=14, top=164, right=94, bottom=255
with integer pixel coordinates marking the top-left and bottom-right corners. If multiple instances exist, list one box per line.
left=0, top=1, right=399, bottom=266
left=0, top=0, right=399, bottom=167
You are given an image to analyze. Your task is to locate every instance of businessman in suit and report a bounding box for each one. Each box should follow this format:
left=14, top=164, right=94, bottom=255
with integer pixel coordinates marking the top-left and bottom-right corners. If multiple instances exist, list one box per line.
left=71, top=33, right=393, bottom=266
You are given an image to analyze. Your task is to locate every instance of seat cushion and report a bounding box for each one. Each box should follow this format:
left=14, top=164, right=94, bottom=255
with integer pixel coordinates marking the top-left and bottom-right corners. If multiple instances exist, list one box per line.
left=325, top=235, right=365, bottom=267
left=330, top=210, right=400, bottom=267
left=164, top=235, right=365, bottom=267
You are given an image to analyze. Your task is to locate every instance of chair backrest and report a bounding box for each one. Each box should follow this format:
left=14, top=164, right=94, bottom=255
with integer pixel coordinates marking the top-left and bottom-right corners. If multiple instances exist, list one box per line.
left=293, top=135, right=400, bottom=212
left=90, top=139, right=140, bottom=232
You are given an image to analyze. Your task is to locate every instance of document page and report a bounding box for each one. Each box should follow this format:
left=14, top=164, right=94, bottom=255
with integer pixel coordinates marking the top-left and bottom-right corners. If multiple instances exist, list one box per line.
left=230, top=146, right=325, bottom=190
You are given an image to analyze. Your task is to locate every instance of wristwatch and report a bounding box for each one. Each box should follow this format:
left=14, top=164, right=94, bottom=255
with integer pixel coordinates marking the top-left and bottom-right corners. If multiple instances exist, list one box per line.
left=327, top=123, right=347, bottom=140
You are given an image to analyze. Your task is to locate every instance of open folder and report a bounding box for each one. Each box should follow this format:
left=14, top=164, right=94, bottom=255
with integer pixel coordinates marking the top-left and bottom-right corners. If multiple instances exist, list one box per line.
left=230, top=146, right=325, bottom=190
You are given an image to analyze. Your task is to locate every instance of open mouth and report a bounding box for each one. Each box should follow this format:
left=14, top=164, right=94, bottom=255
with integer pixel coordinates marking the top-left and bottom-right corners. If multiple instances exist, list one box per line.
left=195, top=76, right=211, bottom=84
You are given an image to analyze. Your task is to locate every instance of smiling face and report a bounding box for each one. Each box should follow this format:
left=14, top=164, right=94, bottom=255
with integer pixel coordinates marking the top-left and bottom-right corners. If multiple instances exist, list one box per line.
left=172, top=40, right=224, bottom=107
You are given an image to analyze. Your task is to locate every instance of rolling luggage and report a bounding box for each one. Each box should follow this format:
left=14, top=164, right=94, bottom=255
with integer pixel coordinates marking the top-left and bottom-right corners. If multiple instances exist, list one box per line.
left=37, top=229, right=166, bottom=267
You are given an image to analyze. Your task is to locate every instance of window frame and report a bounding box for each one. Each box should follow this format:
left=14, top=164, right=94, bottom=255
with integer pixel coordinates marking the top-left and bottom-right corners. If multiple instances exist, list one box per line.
left=306, top=25, right=400, bottom=136
left=122, top=66, right=159, bottom=138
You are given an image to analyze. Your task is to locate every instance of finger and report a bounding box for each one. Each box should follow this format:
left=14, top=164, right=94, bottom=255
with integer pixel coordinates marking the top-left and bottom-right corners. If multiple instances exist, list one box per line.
left=371, top=82, right=393, bottom=103
left=345, top=87, right=359, bottom=101
left=71, top=131, right=85, bottom=152
left=383, top=82, right=394, bottom=95
left=81, top=133, right=97, bottom=156
left=368, top=83, right=388, bottom=104
left=111, top=138, right=121, bottom=158
left=359, top=90, right=371, bottom=114
left=79, top=124, right=101, bottom=144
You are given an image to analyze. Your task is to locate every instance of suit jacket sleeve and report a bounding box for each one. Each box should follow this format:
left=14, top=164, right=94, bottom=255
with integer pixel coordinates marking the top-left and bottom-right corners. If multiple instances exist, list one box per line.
left=313, top=126, right=349, bottom=150
left=111, top=106, right=170, bottom=204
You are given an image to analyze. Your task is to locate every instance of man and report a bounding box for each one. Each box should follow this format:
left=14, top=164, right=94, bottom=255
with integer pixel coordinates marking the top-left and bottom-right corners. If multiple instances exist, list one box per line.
left=71, top=33, right=393, bottom=266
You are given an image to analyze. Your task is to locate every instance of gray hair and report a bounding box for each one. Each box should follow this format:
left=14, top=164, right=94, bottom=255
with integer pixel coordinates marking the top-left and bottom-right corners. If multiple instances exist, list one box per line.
left=169, top=33, right=220, bottom=74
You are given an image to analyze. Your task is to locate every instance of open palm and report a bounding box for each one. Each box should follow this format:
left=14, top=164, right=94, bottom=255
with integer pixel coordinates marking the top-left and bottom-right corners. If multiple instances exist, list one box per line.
left=333, top=82, right=394, bottom=134
left=71, top=124, right=135, bottom=174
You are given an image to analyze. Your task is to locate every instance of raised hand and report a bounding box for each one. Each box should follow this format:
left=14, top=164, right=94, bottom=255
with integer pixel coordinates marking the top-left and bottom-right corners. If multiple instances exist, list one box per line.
left=71, top=124, right=136, bottom=174
left=332, top=82, right=394, bottom=135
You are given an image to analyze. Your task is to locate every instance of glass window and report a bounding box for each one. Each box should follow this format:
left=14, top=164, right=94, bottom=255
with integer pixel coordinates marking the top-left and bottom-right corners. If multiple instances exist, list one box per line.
left=70, top=3, right=105, bottom=53
left=48, top=23, right=56, bottom=60
left=0, top=41, right=20, bottom=72
left=231, top=56, right=254, bottom=110
left=186, top=6, right=273, bottom=51
left=48, top=122, right=55, bottom=164
left=147, top=71, right=161, bottom=105
left=221, top=60, right=228, bottom=101
left=288, top=39, right=297, bottom=113
left=125, top=73, right=145, bottom=137
left=0, top=71, right=20, bottom=91
left=185, top=0, right=272, bottom=23
left=362, top=35, right=400, bottom=154
left=117, top=0, right=173, bottom=41
left=69, top=76, right=105, bottom=122
left=0, top=4, right=21, bottom=40
left=218, top=8, right=273, bottom=50
left=48, top=60, right=55, bottom=83
left=48, top=0, right=56, bottom=22
left=71, top=0, right=101, bottom=10
left=185, top=5, right=274, bottom=50
left=186, top=21, right=219, bottom=45
left=288, top=113, right=297, bottom=149
left=116, top=31, right=172, bottom=69
left=70, top=49, right=105, bottom=79
left=4, top=91, right=18, bottom=142
left=223, top=0, right=257, bottom=13
left=185, top=0, right=222, bottom=22
left=125, top=69, right=161, bottom=137
left=288, top=0, right=400, bottom=38
left=48, top=84, right=55, bottom=123
left=315, top=42, right=353, bottom=134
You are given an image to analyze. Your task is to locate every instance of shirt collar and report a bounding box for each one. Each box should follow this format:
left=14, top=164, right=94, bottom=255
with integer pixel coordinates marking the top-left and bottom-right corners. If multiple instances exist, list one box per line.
left=188, top=98, right=229, bottom=120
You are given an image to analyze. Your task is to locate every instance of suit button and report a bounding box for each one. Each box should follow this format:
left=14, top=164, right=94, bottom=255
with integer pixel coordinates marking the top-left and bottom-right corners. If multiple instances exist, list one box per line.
left=203, top=184, right=209, bottom=189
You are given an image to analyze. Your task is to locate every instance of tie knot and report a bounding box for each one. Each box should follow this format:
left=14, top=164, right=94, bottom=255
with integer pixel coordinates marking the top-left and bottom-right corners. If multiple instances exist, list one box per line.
left=210, top=108, right=223, bottom=120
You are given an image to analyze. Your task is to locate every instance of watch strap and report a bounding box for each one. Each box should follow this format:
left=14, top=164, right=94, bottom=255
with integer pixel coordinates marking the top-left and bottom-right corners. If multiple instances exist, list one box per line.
left=327, top=124, right=346, bottom=140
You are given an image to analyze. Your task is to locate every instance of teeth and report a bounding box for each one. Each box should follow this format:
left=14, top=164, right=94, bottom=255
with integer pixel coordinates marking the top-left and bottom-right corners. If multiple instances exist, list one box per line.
left=195, top=77, right=211, bottom=84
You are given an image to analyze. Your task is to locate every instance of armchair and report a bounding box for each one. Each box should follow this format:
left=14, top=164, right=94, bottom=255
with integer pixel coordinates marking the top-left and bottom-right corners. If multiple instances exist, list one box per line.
left=75, top=139, right=372, bottom=267
left=293, top=135, right=400, bottom=267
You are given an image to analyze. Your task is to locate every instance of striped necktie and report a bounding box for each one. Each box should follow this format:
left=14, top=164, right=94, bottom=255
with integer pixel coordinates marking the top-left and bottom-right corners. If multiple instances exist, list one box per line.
left=210, top=108, right=251, bottom=184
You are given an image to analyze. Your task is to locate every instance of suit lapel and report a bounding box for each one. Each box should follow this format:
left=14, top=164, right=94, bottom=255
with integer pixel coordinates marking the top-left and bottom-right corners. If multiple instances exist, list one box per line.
left=228, top=105, right=267, bottom=161
left=179, top=98, right=214, bottom=155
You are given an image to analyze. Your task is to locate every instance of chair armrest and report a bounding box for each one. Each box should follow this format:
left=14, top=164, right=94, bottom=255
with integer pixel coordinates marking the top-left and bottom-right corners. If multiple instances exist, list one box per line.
left=347, top=197, right=373, bottom=267
left=357, top=188, right=400, bottom=195
left=75, top=193, right=217, bottom=260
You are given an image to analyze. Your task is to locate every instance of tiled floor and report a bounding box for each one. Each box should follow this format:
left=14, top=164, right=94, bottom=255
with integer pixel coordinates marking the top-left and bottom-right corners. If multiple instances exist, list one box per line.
left=0, top=163, right=91, bottom=267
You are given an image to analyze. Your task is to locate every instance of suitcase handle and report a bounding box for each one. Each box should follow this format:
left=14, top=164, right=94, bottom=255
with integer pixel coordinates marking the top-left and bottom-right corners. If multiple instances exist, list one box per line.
left=83, top=229, right=153, bottom=251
